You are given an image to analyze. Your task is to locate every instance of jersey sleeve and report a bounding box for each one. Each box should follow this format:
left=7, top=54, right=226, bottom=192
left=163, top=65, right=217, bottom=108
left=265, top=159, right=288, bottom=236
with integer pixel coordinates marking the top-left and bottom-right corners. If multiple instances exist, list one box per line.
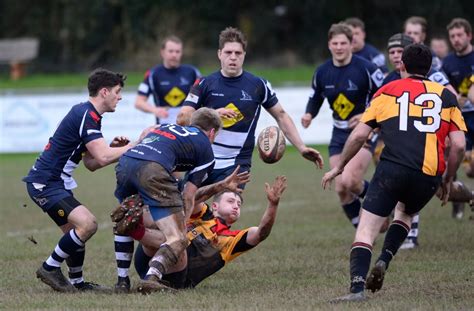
left=137, top=69, right=153, bottom=97
left=81, top=110, right=103, bottom=144
left=368, top=63, right=384, bottom=97
left=187, top=146, right=215, bottom=187
left=428, top=70, right=450, bottom=86
left=183, top=78, right=205, bottom=109
left=449, top=106, right=467, bottom=132
left=372, top=52, right=389, bottom=74
left=260, top=78, right=279, bottom=109
left=220, top=229, right=255, bottom=263
left=305, top=69, right=325, bottom=118
left=360, top=92, right=382, bottom=129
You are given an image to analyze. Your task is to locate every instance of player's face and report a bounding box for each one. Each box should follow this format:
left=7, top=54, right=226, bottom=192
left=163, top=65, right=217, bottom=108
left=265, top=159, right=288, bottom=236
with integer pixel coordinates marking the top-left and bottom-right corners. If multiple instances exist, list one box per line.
left=213, top=192, right=242, bottom=224
left=404, top=23, right=425, bottom=44
left=104, top=85, right=122, bottom=112
left=448, top=27, right=472, bottom=54
left=388, top=47, right=404, bottom=70
left=348, top=26, right=365, bottom=52
left=218, top=42, right=246, bottom=77
left=328, top=34, right=352, bottom=65
left=161, top=41, right=183, bottom=69
left=430, top=38, right=450, bottom=59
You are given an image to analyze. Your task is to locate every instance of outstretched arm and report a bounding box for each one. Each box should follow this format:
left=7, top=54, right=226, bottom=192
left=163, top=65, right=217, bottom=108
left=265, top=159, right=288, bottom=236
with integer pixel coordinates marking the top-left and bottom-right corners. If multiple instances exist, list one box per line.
left=246, top=176, right=287, bottom=246
left=267, top=103, right=324, bottom=169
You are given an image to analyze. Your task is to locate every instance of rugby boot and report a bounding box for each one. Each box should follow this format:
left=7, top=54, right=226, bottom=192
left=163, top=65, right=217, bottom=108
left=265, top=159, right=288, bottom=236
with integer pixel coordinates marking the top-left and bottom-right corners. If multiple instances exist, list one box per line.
left=329, top=291, right=367, bottom=303
left=366, top=260, right=387, bottom=293
left=110, top=194, right=144, bottom=222
left=137, top=274, right=176, bottom=295
left=36, top=266, right=77, bottom=293
left=113, top=206, right=143, bottom=235
left=114, top=276, right=131, bottom=293
left=74, top=281, right=111, bottom=293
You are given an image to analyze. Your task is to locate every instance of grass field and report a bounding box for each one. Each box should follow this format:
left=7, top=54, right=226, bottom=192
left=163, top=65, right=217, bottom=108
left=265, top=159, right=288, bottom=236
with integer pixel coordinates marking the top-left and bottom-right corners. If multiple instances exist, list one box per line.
left=0, top=66, right=315, bottom=91
left=1, top=147, right=473, bottom=310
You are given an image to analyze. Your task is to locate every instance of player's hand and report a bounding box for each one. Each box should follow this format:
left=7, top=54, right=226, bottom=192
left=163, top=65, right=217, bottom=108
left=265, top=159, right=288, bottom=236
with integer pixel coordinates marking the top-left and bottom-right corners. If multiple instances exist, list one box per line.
left=321, top=167, right=343, bottom=190
left=110, top=136, right=130, bottom=147
left=439, top=176, right=454, bottom=206
left=137, top=125, right=158, bottom=142
left=222, top=165, right=251, bottom=193
left=458, top=96, right=468, bottom=108
left=348, top=113, right=362, bottom=129
left=301, top=147, right=324, bottom=169
left=154, top=107, right=169, bottom=118
left=301, top=113, right=312, bottom=129
left=216, top=108, right=238, bottom=119
left=265, top=175, right=287, bottom=205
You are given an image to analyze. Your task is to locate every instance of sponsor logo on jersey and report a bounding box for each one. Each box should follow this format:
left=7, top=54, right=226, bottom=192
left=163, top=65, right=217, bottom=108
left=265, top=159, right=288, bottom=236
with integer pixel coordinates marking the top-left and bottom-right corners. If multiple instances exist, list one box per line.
left=347, top=80, right=359, bottom=91
left=240, top=90, right=252, bottom=101
left=333, top=93, right=355, bottom=120
left=151, top=128, right=176, bottom=140
left=180, top=77, right=190, bottom=85
left=160, top=81, right=170, bottom=86
left=221, top=103, right=244, bottom=128
left=141, top=135, right=160, bottom=144
left=164, top=86, right=186, bottom=107
left=211, top=92, right=225, bottom=97
left=186, top=93, right=199, bottom=104
left=58, top=209, right=65, bottom=217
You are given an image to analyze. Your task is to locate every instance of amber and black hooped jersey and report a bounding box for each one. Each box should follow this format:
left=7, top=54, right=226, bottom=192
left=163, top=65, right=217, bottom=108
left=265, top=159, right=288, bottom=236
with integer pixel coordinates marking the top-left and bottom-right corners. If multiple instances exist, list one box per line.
left=305, top=55, right=384, bottom=130
left=361, top=76, right=466, bottom=176
left=442, top=51, right=474, bottom=112
left=184, top=203, right=254, bottom=286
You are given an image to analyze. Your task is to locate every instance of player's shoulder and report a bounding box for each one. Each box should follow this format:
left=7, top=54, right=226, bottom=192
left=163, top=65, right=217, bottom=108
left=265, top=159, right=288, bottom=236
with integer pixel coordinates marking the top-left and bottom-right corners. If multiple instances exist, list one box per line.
left=181, top=64, right=200, bottom=73
left=352, top=54, right=377, bottom=70
left=443, top=52, right=458, bottom=66
left=241, top=70, right=271, bottom=88
left=364, top=43, right=381, bottom=54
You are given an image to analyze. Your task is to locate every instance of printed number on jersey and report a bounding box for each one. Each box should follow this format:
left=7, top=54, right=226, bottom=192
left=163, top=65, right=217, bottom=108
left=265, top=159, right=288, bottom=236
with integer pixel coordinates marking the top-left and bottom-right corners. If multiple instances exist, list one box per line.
left=162, top=124, right=198, bottom=137
left=396, top=92, right=442, bottom=133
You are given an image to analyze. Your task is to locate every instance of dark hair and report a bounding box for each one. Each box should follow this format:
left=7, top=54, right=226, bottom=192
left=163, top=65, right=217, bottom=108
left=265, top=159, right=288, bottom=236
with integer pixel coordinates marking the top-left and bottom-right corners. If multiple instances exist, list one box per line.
left=190, top=107, right=222, bottom=132
left=344, top=17, right=365, bottom=31
left=328, top=23, right=352, bottom=42
left=402, top=44, right=432, bottom=76
left=219, top=27, right=247, bottom=51
left=213, top=190, right=243, bottom=205
left=88, top=68, right=126, bottom=97
left=161, top=35, right=183, bottom=49
left=447, top=18, right=472, bottom=35
left=404, top=16, right=428, bottom=34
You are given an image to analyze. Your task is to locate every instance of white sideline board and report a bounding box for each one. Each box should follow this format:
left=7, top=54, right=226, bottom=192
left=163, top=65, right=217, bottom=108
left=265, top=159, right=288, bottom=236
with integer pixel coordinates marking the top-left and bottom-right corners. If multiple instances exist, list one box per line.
left=0, top=87, right=333, bottom=153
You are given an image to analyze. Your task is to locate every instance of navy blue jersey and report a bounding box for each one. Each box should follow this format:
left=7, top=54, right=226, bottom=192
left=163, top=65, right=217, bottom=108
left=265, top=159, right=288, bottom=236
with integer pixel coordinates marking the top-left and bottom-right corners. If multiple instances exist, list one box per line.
left=305, top=55, right=384, bottom=129
left=138, top=64, right=200, bottom=124
left=354, top=43, right=388, bottom=73
left=382, top=69, right=450, bottom=86
left=442, top=51, right=474, bottom=112
left=124, top=124, right=214, bottom=187
left=183, top=71, right=278, bottom=169
left=23, top=102, right=103, bottom=189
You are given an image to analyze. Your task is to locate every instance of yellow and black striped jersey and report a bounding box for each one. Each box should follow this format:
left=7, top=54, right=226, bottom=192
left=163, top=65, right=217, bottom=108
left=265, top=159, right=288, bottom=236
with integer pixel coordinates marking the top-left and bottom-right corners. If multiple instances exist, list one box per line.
left=361, top=76, right=466, bottom=176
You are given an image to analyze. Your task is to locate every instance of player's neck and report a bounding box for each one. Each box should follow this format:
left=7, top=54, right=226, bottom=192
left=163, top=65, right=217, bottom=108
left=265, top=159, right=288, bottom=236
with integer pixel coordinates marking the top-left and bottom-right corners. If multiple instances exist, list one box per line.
left=456, top=44, right=473, bottom=57
left=332, top=54, right=352, bottom=67
left=88, top=98, right=106, bottom=115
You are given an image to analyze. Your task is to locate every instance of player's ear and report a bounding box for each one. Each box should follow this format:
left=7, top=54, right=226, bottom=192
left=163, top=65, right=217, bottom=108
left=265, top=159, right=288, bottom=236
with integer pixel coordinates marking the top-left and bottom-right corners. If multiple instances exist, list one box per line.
left=211, top=202, right=219, bottom=212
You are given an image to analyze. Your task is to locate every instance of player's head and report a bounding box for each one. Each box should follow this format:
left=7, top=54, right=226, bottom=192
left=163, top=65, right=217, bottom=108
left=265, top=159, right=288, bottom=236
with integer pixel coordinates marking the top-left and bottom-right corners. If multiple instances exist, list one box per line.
left=446, top=18, right=472, bottom=55
left=160, top=35, right=183, bottom=69
left=190, top=107, right=222, bottom=143
left=88, top=68, right=126, bottom=112
left=387, top=33, right=414, bottom=70
left=212, top=190, right=243, bottom=224
left=344, top=17, right=366, bottom=52
left=328, top=23, right=353, bottom=65
left=430, top=35, right=450, bottom=59
left=401, top=44, right=432, bottom=77
left=218, top=27, right=247, bottom=78
left=404, top=16, right=427, bottom=44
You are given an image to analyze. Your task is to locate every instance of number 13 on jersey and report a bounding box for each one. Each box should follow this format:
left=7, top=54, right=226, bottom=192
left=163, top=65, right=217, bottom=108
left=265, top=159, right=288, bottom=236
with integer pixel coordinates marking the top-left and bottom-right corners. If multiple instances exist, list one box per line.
left=396, top=92, right=442, bottom=133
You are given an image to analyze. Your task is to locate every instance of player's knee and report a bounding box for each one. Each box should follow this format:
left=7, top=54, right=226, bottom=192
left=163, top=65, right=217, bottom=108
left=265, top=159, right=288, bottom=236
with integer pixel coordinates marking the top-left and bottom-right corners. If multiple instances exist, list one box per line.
left=77, top=215, right=98, bottom=240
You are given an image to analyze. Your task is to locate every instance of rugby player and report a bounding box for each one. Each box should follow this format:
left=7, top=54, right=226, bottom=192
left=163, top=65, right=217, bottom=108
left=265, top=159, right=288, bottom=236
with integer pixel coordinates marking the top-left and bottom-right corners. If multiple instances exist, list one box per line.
left=135, top=35, right=201, bottom=124
left=322, top=44, right=466, bottom=302
left=301, top=23, right=384, bottom=228
left=23, top=69, right=150, bottom=292
left=176, top=27, right=323, bottom=188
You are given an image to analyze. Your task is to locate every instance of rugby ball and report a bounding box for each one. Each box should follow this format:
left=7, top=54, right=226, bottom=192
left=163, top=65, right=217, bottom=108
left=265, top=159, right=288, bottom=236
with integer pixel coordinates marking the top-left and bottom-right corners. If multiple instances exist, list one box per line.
left=257, top=126, right=286, bottom=164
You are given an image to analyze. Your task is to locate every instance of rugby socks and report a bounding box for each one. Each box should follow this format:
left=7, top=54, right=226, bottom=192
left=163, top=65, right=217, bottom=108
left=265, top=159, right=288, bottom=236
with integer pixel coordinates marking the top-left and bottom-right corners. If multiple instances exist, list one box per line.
left=114, top=234, right=134, bottom=280
left=342, top=199, right=361, bottom=227
left=43, top=229, right=85, bottom=271
left=349, top=242, right=372, bottom=293
left=377, top=220, right=410, bottom=269
left=406, top=214, right=419, bottom=244
left=134, top=244, right=152, bottom=279
left=358, top=180, right=370, bottom=199
left=66, top=247, right=85, bottom=284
